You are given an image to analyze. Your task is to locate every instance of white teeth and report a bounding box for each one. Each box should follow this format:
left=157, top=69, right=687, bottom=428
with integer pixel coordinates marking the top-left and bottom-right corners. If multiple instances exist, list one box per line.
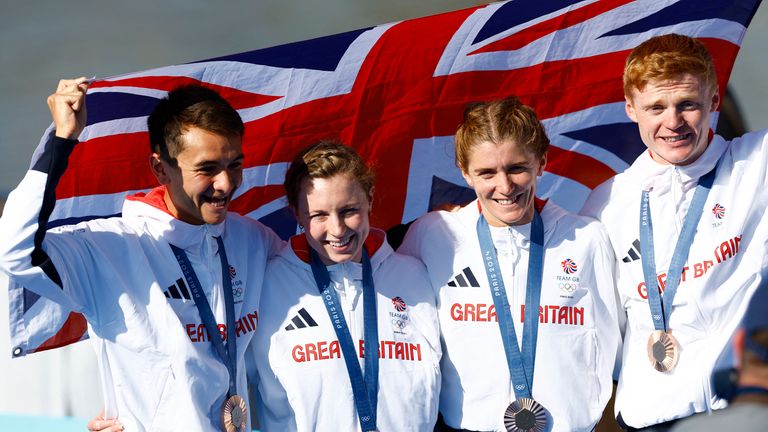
left=495, top=196, right=520, bottom=205
left=329, top=238, right=351, bottom=247
left=664, top=134, right=688, bottom=142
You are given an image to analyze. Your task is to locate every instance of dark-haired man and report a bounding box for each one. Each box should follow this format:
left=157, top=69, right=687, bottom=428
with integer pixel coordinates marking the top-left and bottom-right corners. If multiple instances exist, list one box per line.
left=0, top=78, right=280, bottom=431
left=582, top=34, right=768, bottom=431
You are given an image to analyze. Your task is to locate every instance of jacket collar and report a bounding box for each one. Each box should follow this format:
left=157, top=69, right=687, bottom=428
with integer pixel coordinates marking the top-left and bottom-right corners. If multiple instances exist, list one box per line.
left=122, top=185, right=225, bottom=250
left=464, top=197, right=561, bottom=243
left=627, top=134, right=728, bottom=193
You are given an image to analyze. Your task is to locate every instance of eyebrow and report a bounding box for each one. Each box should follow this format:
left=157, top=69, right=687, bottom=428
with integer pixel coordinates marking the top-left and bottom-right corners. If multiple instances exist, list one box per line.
left=193, top=154, right=245, bottom=168
left=473, top=161, right=529, bottom=173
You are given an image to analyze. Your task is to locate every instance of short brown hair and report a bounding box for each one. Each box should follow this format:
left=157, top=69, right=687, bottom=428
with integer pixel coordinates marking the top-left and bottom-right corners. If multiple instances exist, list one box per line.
left=147, top=85, right=244, bottom=165
left=455, top=97, right=549, bottom=172
left=283, top=141, right=375, bottom=210
left=624, top=34, right=717, bottom=97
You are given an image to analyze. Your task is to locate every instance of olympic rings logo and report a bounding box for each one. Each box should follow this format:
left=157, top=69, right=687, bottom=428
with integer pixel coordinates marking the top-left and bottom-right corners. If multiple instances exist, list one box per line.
left=558, top=282, right=577, bottom=293
left=391, top=319, right=407, bottom=329
left=232, top=287, right=244, bottom=298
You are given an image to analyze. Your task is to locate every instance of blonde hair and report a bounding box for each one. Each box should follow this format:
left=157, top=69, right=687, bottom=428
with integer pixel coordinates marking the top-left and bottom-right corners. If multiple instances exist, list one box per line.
left=624, top=34, right=717, bottom=97
left=455, top=97, right=549, bottom=172
left=284, top=141, right=375, bottom=209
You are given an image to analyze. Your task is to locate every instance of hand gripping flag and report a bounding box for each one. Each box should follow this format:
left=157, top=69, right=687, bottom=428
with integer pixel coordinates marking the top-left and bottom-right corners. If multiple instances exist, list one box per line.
left=8, top=0, right=762, bottom=357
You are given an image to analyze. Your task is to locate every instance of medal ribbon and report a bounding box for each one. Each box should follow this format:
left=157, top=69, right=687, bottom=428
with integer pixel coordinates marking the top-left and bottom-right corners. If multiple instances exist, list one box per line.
left=639, top=168, right=716, bottom=332
left=476, top=210, right=544, bottom=400
left=171, top=237, right=238, bottom=399
left=310, top=247, right=378, bottom=432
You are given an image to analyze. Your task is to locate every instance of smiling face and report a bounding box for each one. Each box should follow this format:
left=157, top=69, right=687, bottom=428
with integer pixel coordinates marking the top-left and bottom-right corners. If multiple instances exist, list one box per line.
left=296, top=174, right=372, bottom=265
left=461, top=139, right=546, bottom=227
left=625, top=73, right=719, bottom=166
left=151, top=126, right=244, bottom=225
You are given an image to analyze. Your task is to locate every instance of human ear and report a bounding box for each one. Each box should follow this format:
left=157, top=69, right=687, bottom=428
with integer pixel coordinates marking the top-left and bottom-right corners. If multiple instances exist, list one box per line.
left=150, top=153, right=171, bottom=185
left=537, top=152, right=548, bottom=176
left=625, top=95, right=639, bottom=123
left=461, top=169, right=475, bottom=188
left=367, top=186, right=375, bottom=214
left=710, top=87, right=721, bottom=112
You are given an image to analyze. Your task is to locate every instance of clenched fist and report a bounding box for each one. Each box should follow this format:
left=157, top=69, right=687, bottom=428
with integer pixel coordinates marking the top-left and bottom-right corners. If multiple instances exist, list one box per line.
left=47, top=77, right=90, bottom=140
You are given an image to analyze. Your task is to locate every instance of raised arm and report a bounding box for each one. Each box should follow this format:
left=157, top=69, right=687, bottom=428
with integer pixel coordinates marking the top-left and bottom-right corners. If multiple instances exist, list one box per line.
left=0, top=78, right=90, bottom=309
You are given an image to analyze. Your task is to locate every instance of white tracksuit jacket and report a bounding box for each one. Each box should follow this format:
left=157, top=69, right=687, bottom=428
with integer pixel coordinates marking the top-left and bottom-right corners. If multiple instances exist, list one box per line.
left=581, top=130, right=768, bottom=428
left=252, top=229, right=441, bottom=431
left=0, top=136, right=281, bottom=432
left=399, top=199, right=621, bottom=432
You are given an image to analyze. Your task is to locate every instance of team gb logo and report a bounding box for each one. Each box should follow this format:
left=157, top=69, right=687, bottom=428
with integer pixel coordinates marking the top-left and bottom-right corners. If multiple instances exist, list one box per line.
left=561, top=258, right=578, bottom=275
left=712, top=203, right=726, bottom=220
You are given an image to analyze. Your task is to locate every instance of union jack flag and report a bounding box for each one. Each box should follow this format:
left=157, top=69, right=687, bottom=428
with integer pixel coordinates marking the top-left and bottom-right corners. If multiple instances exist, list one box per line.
left=561, top=258, right=579, bottom=275
left=8, top=0, right=762, bottom=357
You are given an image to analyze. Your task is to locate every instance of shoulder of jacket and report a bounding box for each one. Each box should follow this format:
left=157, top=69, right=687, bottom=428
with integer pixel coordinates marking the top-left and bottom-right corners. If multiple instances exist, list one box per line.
left=378, top=250, right=427, bottom=275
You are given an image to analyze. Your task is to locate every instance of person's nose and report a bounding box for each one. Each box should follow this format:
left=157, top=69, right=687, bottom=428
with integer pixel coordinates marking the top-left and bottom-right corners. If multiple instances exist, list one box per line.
left=494, top=173, right=514, bottom=196
left=663, top=107, right=685, bottom=131
left=327, top=212, right=347, bottom=238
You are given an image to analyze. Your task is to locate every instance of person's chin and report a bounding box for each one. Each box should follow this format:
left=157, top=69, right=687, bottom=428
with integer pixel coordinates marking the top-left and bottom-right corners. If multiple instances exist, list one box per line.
left=202, top=211, right=228, bottom=225
left=485, top=207, right=524, bottom=226
left=501, top=211, right=529, bottom=226
left=654, top=138, right=704, bottom=164
left=325, top=243, right=364, bottom=264
left=323, top=250, right=352, bottom=264
left=660, top=148, right=698, bottom=166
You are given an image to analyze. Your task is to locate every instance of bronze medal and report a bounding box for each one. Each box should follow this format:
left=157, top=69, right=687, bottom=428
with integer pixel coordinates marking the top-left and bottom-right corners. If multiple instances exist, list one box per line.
left=503, top=397, right=547, bottom=432
left=647, top=330, right=680, bottom=372
left=221, top=394, right=248, bottom=432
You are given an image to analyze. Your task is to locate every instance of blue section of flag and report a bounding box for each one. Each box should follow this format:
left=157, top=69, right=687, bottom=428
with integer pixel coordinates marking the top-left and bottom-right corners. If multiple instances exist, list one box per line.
left=23, top=288, right=40, bottom=314
left=473, top=0, right=583, bottom=45
left=198, top=28, right=371, bottom=71
left=86, top=92, right=158, bottom=125
left=429, top=176, right=476, bottom=211
left=258, top=206, right=298, bottom=241
left=561, top=122, right=646, bottom=165
left=602, top=0, right=759, bottom=38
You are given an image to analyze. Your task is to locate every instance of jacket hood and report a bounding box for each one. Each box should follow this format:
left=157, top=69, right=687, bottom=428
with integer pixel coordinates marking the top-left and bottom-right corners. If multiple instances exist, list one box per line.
left=122, top=186, right=225, bottom=250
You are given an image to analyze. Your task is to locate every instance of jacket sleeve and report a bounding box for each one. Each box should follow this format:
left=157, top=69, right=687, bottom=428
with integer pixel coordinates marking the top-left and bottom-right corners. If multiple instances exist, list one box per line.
left=0, top=134, right=85, bottom=312
left=249, top=264, right=299, bottom=432
left=590, top=222, right=624, bottom=383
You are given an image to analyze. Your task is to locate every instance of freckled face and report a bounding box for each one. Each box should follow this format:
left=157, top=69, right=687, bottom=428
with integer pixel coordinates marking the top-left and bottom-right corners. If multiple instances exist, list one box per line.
left=461, top=139, right=545, bottom=227
left=625, top=73, right=719, bottom=166
left=295, top=174, right=371, bottom=265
